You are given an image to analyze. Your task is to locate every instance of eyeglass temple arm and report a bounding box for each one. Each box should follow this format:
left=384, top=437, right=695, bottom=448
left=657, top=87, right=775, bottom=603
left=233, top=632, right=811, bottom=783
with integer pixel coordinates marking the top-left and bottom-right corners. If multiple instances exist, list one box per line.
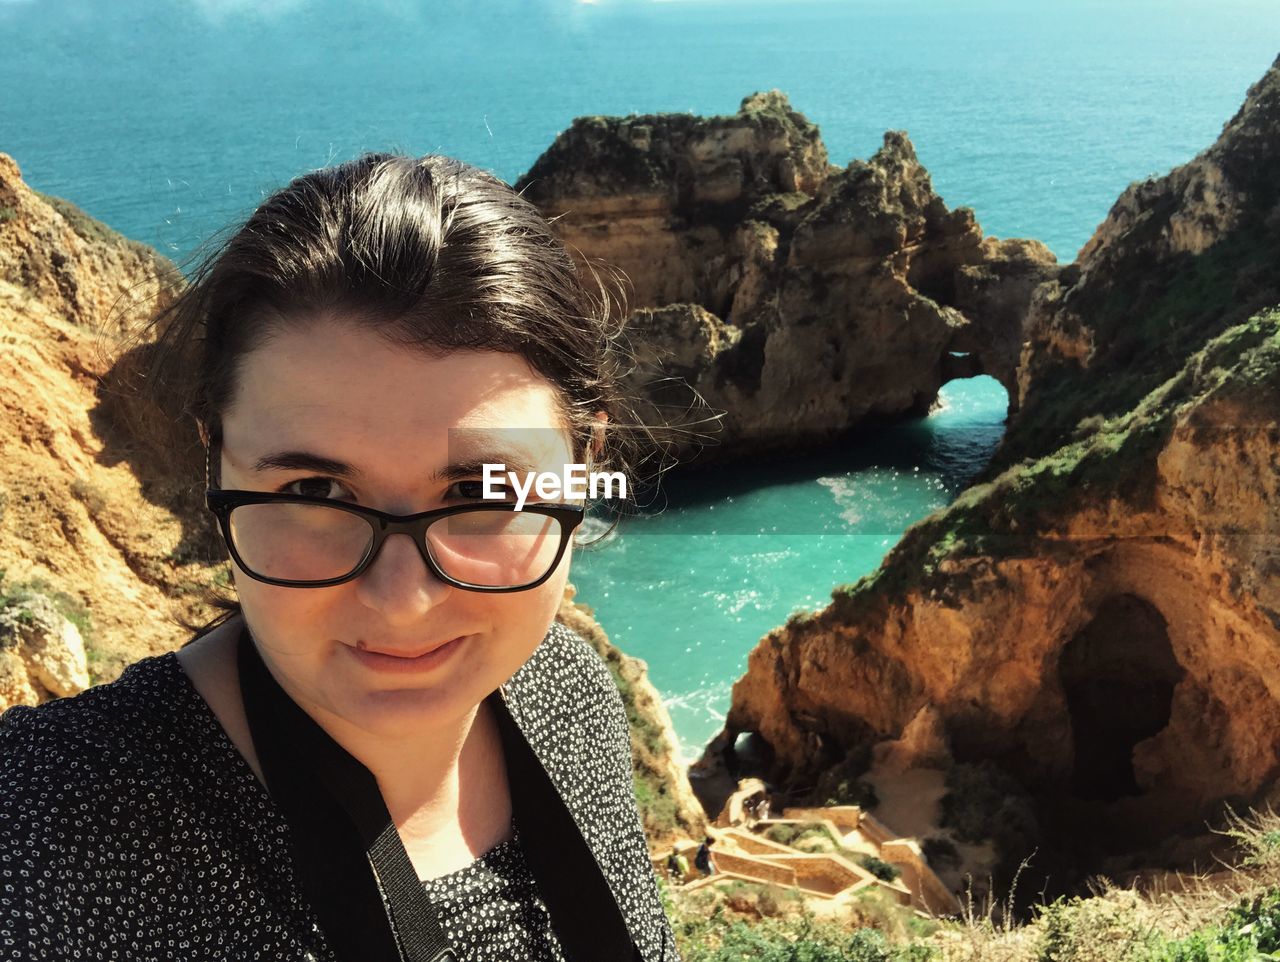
left=203, top=427, right=222, bottom=490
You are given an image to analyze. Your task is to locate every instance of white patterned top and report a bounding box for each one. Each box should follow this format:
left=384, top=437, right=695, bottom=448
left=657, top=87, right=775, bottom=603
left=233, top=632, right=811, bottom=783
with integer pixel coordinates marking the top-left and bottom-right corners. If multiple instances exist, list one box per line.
left=419, top=824, right=565, bottom=961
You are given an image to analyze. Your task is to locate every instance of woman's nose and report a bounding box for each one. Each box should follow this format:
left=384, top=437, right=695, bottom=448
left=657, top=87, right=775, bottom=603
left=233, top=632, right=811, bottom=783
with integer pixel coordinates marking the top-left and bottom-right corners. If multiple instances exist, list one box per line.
left=352, top=532, right=452, bottom=623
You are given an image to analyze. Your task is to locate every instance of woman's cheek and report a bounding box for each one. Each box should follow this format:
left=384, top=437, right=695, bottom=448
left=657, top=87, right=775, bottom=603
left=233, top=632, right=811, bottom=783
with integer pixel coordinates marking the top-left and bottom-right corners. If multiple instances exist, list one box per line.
left=235, top=570, right=332, bottom=660
left=523, top=559, right=572, bottom=657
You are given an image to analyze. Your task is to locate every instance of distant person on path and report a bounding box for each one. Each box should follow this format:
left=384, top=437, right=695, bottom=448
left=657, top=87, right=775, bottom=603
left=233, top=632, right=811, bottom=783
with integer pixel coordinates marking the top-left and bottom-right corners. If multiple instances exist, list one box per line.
left=666, top=848, right=690, bottom=883
left=695, top=837, right=717, bottom=876
left=745, top=792, right=771, bottom=826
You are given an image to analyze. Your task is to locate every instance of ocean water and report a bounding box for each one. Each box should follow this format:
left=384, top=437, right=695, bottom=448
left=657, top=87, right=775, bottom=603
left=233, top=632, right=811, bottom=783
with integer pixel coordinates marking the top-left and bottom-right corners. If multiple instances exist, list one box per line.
left=3, top=0, right=1277, bottom=756
left=570, top=376, right=1010, bottom=756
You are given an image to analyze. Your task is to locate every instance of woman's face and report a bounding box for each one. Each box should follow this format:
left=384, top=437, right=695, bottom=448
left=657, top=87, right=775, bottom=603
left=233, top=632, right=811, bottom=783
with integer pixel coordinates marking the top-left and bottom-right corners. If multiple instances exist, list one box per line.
left=217, top=317, right=578, bottom=737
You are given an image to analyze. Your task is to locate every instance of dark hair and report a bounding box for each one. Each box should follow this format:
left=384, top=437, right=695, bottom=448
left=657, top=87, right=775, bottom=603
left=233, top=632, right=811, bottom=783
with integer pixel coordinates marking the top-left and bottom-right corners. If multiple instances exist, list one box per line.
left=136, top=152, right=676, bottom=638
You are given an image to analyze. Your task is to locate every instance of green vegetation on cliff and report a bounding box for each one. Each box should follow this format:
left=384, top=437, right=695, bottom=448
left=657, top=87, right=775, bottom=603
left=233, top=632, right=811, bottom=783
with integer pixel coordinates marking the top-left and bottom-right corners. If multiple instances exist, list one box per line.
left=832, top=305, right=1280, bottom=615
left=0, top=571, right=95, bottom=659
left=558, top=595, right=700, bottom=839
left=33, top=188, right=168, bottom=268
left=995, top=226, right=1277, bottom=478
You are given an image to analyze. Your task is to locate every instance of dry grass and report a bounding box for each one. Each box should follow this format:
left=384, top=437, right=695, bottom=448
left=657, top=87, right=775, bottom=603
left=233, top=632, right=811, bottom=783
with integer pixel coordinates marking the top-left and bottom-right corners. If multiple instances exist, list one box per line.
left=924, top=806, right=1280, bottom=961
left=665, top=806, right=1280, bottom=961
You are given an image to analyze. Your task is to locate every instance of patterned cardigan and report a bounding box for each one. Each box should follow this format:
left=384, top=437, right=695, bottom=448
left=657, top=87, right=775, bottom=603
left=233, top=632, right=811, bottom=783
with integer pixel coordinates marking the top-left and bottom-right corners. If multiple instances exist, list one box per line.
left=0, top=621, right=681, bottom=961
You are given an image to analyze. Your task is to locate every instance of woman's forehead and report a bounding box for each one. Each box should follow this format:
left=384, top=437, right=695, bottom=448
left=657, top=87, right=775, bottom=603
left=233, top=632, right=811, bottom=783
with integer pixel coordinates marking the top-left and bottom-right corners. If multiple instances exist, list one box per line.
left=223, top=322, right=571, bottom=460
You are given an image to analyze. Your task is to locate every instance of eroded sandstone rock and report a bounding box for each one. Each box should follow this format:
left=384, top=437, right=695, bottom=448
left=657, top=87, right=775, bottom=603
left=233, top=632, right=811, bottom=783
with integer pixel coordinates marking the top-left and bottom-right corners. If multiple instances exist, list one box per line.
left=0, top=592, right=90, bottom=710
left=0, top=154, right=207, bottom=684
left=710, top=55, right=1280, bottom=895
left=519, top=94, right=1060, bottom=463
left=1003, top=52, right=1280, bottom=474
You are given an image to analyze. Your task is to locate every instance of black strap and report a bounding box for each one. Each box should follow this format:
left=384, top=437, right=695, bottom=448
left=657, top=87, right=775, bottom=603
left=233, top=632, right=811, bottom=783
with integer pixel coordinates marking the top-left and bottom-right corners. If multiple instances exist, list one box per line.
left=237, top=627, right=641, bottom=962
left=491, top=693, right=642, bottom=962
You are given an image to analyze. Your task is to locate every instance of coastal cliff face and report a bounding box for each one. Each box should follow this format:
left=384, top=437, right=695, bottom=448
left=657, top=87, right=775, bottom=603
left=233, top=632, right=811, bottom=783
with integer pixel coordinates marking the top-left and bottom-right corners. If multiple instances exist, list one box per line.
left=517, top=93, right=1059, bottom=462
left=713, top=57, right=1280, bottom=888
left=995, top=53, right=1280, bottom=475
left=558, top=585, right=707, bottom=842
left=519, top=90, right=830, bottom=313
left=0, top=153, right=208, bottom=697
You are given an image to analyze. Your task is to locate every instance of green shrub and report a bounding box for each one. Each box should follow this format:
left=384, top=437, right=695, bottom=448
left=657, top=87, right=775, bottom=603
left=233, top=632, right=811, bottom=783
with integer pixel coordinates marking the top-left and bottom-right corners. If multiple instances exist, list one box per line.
left=1032, top=896, right=1156, bottom=961
left=0, top=575, right=93, bottom=644
left=765, top=823, right=803, bottom=846
left=677, top=912, right=935, bottom=962
left=0, top=573, right=101, bottom=683
left=756, top=883, right=803, bottom=918
left=1218, top=889, right=1280, bottom=955
left=633, top=773, right=679, bottom=836
left=809, top=744, right=878, bottom=808
left=70, top=478, right=108, bottom=515
left=766, top=822, right=835, bottom=849
left=859, top=854, right=901, bottom=882
left=939, top=761, right=1039, bottom=865
left=822, top=777, right=879, bottom=809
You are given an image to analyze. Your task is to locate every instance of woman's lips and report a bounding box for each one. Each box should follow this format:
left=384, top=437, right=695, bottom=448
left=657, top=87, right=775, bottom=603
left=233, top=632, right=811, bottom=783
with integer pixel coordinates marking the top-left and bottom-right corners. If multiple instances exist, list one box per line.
left=345, top=636, right=467, bottom=673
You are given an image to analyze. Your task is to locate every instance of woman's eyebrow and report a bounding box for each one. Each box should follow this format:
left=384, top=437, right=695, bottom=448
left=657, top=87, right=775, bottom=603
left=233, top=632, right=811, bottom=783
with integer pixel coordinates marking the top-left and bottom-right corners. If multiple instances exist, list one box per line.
left=250, top=450, right=541, bottom=481
left=435, top=454, right=539, bottom=482
left=252, top=451, right=360, bottom=477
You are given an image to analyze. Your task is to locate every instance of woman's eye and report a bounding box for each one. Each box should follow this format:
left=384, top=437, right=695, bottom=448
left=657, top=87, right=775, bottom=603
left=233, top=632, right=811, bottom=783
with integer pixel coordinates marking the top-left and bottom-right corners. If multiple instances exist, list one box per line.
left=282, top=477, right=350, bottom=500
left=449, top=479, right=509, bottom=500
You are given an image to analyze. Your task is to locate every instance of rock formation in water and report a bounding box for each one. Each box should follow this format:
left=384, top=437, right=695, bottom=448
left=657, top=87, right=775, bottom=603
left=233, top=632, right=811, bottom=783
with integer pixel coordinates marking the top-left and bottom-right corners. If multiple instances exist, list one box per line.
left=708, top=56, right=1280, bottom=893
left=517, top=92, right=1059, bottom=462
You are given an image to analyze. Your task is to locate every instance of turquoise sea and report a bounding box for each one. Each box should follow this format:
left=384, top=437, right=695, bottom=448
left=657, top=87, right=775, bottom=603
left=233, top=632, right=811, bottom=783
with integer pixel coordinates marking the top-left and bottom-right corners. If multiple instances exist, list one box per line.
left=3, top=0, right=1277, bottom=756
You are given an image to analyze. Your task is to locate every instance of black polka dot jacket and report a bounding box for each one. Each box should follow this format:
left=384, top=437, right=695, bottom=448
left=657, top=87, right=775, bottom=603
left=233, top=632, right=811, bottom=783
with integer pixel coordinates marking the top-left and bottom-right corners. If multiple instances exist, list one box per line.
left=0, top=620, right=681, bottom=961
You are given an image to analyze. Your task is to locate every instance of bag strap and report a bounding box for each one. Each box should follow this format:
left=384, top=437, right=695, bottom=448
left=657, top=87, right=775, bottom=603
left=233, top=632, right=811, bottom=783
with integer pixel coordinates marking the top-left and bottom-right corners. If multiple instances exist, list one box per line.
left=490, top=691, right=642, bottom=962
left=237, top=627, right=642, bottom=962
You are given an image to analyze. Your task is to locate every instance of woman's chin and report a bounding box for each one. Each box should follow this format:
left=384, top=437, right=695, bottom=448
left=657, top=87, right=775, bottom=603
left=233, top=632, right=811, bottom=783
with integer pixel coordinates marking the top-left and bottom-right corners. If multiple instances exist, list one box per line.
left=337, top=684, right=475, bottom=735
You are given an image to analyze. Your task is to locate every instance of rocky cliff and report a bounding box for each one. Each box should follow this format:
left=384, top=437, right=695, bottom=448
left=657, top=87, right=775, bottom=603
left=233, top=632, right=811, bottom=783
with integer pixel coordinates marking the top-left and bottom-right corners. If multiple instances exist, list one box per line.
left=993, top=53, right=1280, bottom=475
left=710, top=56, right=1280, bottom=895
left=559, top=584, right=707, bottom=842
left=517, top=92, right=1059, bottom=462
left=0, top=153, right=208, bottom=699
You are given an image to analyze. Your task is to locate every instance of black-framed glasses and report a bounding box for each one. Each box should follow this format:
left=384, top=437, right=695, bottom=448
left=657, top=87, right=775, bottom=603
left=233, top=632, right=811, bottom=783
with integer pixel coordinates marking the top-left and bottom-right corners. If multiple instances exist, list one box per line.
left=204, top=491, right=584, bottom=593
left=201, top=429, right=584, bottom=591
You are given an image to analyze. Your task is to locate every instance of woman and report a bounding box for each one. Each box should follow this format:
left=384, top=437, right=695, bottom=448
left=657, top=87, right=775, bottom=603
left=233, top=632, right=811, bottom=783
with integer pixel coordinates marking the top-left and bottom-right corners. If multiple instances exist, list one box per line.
left=0, top=154, right=681, bottom=961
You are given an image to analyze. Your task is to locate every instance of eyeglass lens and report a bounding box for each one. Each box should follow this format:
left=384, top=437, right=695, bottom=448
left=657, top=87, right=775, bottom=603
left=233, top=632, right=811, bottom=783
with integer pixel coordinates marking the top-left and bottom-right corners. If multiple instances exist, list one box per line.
left=227, top=503, right=564, bottom=587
